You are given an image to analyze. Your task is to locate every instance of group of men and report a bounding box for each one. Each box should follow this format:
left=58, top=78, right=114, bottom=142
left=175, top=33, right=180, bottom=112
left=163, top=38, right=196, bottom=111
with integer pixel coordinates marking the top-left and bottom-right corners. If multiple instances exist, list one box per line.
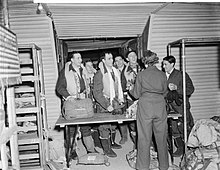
left=56, top=49, right=194, bottom=169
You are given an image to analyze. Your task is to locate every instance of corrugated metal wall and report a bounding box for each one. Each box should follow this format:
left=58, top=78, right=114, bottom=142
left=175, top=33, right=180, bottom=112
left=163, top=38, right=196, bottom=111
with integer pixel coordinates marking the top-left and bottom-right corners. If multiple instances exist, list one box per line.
left=8, top=2, right=62, bottom=142
left=146, top=3, right=220, bottom=120
left=0, top=0, right=3, bottom=24
left=47, top=3, right=163, bottom=39
left=0, top=25, right=21, bottom=86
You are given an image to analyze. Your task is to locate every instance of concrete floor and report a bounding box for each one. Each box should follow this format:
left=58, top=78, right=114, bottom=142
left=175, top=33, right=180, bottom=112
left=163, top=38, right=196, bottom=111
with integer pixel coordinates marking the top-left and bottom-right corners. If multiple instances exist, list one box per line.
left=50, top=131, right=181, bottom=170
left=70, top=138, right=135, bottom=170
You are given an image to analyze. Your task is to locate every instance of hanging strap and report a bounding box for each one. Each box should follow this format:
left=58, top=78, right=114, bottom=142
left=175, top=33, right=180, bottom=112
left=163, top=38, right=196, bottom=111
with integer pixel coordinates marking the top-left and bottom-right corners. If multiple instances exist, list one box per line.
left=73, top=71, right=88, bottom=99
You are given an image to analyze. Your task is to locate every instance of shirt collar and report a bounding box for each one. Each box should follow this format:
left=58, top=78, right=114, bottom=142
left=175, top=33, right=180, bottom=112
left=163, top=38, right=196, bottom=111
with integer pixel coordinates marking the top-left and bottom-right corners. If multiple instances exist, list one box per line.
left=69, top=63, right=83, bottom=73
left=166, top=68, right=174, bottom=79
left=168, top=68, right=174, bottom=75
left=127, top=63, right=138, bottom=72
left=118, top=65, right=125, bottom=72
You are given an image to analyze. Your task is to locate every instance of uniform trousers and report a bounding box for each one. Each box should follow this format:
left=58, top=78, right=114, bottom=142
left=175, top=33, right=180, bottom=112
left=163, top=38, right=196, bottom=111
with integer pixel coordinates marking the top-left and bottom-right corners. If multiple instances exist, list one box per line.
left=98, top=123, right=117, bottom=139
left=136, top=98, right=169, bottom=170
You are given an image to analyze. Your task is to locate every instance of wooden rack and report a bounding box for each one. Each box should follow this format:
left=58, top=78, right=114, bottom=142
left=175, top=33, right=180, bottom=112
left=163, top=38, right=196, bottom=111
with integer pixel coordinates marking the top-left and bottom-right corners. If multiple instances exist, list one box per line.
left=14, top=44, right=48, bottom=169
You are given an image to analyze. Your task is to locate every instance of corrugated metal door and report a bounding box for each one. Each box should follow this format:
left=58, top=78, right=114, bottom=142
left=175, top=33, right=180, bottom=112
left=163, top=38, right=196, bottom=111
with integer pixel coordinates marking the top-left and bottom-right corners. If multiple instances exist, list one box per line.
left=147, top=11, right=220, bottom=120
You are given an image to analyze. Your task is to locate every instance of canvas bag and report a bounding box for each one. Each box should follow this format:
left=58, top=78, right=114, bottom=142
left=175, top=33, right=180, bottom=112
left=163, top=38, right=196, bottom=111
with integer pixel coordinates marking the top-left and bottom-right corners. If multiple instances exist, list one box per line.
left=125, top=100, right=138, bottom=119
left=180, top=148, right=214, bottom=170
left=63, top=65, right=94, bottom=120
left=63, top=97, right=94, bottom=119
left=76, top=153, right=110, bottom=166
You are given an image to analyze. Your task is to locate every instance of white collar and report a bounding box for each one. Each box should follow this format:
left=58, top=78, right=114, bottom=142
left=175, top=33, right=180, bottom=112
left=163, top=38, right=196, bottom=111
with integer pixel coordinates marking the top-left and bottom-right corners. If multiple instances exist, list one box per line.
left=166, top=68, right=174, bottom=79
left=168, top=68, right=174, bottom=75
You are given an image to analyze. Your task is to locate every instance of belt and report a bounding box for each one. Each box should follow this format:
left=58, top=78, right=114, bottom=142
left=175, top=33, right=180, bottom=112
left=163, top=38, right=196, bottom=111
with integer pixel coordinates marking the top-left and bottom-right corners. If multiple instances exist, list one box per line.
left=142, top=91, right=163, bottom=97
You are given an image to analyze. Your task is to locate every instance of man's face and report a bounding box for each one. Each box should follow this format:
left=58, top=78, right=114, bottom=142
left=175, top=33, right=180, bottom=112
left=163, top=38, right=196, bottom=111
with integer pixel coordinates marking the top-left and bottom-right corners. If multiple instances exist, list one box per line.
left=103, top=53, right=113, bottom=68
left=71, top=53, right=82, bottom=67
left=127, top=52, right=137, bottom=64
left=163, top=60, right=174, bottom=73
left=85, top=61, right=94, bottom=74
left=114, top=56, right=124, bottom=69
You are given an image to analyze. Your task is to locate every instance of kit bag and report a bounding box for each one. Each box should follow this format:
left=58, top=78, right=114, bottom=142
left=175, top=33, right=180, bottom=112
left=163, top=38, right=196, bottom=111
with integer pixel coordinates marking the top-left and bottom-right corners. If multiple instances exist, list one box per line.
left=63, top=98, right=94, bottom=119
left=76, top=153, right=110, bottom=166
left=180, top=148, right=213, bottom=170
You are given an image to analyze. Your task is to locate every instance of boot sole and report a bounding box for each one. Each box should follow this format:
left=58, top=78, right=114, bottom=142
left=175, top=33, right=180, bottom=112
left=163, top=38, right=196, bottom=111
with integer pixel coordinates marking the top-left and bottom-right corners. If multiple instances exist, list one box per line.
left=104, top=152, right=117, bottom=158
left=106, top=154, right=117, bottom=158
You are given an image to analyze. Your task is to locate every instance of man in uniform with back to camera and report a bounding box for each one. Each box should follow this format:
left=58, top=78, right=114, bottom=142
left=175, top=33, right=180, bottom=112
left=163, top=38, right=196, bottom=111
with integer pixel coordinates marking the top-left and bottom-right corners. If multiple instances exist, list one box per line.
left=163, top=55, right=195, bottom=157
left=130, top=50, right=169, bottom=170
left=93, top=51, right=124, bottom=158
left=56, top=52, right=96, bottom=160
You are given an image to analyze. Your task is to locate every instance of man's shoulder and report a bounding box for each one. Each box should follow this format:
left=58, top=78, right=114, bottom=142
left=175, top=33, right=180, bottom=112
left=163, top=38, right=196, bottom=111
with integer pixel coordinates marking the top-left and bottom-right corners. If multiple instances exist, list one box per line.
left=95, top=69, right=102, bottom=74
left=94, top=70, right=103, bottom=78
left=173, top=69, right=190, bottom=76
left=173, top=68, right=181, bottom=75
left=137, top=69, right=146, bottom=77
left=58, top=67, right=65, bottom=76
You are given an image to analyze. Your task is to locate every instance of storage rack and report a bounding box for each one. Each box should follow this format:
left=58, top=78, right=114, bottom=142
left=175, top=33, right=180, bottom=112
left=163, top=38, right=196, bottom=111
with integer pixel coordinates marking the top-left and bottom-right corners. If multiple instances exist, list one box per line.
left=14, top=44, right=48, bottom=169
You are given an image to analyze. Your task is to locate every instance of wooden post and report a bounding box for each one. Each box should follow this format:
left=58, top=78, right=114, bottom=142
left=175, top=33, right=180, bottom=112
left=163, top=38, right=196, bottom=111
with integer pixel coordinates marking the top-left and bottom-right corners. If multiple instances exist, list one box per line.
left=167, top=44, right=171, bottom=56
left=0, top=88, right=8, bottom=170
left=0, top=86, right=5, bottom=137
left=137, top=35, right=142, bottom=59
left=38, top=49, right=49, bottom=162
left=2, top=0, right=10, bottom=29
left=181, top=39, right=187, bottom=156
left=6, top=87, right=20, bottom=169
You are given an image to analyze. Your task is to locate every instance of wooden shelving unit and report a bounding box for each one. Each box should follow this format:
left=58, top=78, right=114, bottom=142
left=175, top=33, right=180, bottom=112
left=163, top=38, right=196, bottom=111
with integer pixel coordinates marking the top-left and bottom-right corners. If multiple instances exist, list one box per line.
left=14, top=44, right=48, bottom=169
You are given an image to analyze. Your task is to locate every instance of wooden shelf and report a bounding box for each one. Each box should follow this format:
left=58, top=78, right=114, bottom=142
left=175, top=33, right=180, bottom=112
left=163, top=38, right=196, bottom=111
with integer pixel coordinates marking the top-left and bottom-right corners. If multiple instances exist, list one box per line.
left=15, top=96, right=35, bottom=103
left=17, top=116, right=36, bottom=122
left=20, top=159, right=40, bottom=164
left=21, top=165, right=43, bottom=170
left=21, top=76, right=39, bottom=82
left=15, top=86, right=34, bottom=93
left=21, top=167, right=43, bottom=170
left=16, top=107, right=39, bottom=114
left=18, top=126, right=37, bottom=132
left=20, top=59, right=32, bottom=65
left=18, top=133, right=39, bottom=145
left=21, top=67, right=33, bottom=74
left=19, top=153, right=39, bottom=160
left=19, top=145, right=38, bottom=151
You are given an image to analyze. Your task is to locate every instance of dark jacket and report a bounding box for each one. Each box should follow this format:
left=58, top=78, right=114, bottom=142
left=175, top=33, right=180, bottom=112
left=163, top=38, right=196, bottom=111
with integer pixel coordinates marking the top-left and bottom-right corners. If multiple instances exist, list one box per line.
left=120, top=65, right=127, bottom=92
left=56, top=64, right=85, bottom=99
left=167, top=68, right=195, bottom=113
left=92, top=70, right=110, bottom=111
left=122, top=64, right=141, bottom=101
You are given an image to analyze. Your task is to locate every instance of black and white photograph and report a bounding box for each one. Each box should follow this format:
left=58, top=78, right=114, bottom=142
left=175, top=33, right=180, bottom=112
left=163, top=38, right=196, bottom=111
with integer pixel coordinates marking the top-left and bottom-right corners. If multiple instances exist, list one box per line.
left=1, top=0, right=220, bottom=169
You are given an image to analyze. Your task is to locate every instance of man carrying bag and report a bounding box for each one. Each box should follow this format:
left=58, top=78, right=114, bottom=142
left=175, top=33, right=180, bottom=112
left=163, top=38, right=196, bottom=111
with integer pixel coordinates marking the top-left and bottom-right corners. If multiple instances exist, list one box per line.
left=56, top=52, right=96, bottom=160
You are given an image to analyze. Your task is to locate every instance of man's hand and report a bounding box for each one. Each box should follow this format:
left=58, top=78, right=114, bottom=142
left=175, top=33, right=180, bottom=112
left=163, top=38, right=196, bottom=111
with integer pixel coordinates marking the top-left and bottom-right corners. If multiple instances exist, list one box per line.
left=168, top=83, right=177, bottom=91
left=126, top=81, right=134, bottom=91
left=107, top=105, right=114, bottom=112
left=118, top=99, right=124, bottom=105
